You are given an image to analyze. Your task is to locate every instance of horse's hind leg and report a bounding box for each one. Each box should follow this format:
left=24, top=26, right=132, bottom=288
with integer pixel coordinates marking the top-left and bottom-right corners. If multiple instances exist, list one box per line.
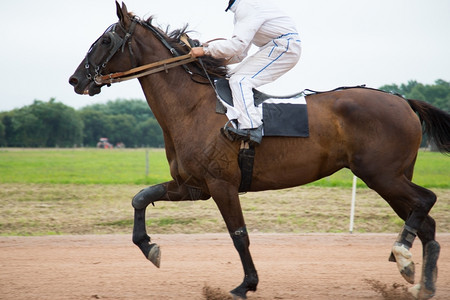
left=131, top=180, right=210, bottom=267
left=409, top=215, right=440, bottom=299
left=388, top=183, right=436, bottom=283
left=389, top=184, right=440, bottom=300
left=367, top=176, right=439, bottom=299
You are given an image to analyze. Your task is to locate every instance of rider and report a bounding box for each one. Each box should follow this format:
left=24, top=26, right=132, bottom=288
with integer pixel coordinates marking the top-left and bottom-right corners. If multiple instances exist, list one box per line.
left=190, top=0, right=302, bottom=144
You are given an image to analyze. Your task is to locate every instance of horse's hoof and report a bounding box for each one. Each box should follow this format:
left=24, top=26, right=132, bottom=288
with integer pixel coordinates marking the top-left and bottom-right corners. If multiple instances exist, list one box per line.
left=392, top=244, right=415, bottom=284
left=408, top=284, right=435, bottom=300
left=148, top=243, right=161, bottom=268
left=400, top=262, right=415, bottom=284
left=418, top=288, right=436, bottom=300
left=409, top=284, right=420, bottom=299
left=230, top=287, right=247, bottom=299
left=230, top=292, right=246, bottom=300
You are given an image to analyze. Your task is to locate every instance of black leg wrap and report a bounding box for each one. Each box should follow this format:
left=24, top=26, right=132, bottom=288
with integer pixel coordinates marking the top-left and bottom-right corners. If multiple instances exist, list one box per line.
left=422, top=241, right=440, bottom=295
left=397, top=225, right=418, bottom=249
left=229, top=226, right=258, bottom=299
left=132, top=208, right=161, bottom=268
left=132, top=184, right=166, bottom=209
left=389, top=225, right=418, bottom=262
left=132, top=208, right=151, bottom=251
left=396, top=225, right=417, bottom=249
left=230, top=226, right=248, bottom=238
left=132, top=232, right=152, bottom=256
left=230, top=226, right=250, bottom=254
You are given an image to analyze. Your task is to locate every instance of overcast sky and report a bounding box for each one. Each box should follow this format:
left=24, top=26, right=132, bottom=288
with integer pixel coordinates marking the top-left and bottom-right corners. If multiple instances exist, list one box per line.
left=1, top=0, right=449, bottom=112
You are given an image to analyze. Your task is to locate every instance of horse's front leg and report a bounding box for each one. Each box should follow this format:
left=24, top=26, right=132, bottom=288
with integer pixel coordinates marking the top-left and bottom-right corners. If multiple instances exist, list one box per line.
left=208, top=179, right=258, bottom=299
left=229, top=226, right=258, bottom=299
left=131, top=180, right=210, bottom=267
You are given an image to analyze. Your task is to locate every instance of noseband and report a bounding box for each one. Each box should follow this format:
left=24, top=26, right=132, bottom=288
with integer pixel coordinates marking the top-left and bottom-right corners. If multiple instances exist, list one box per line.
left=84, top=20, right=137, bottom=82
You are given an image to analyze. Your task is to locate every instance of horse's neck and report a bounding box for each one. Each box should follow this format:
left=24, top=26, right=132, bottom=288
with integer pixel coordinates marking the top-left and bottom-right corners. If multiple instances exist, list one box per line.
left=138, top=73, right=218, bottom=137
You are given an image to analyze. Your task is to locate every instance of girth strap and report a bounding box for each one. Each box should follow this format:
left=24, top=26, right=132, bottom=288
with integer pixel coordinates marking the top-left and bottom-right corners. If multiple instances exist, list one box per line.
left=238, top=141, right=255, bottom=193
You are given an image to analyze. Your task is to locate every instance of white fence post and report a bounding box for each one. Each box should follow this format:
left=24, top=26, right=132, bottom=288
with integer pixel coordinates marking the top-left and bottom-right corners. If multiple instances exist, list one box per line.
left=145, top=149, right=149, bottom=177
left=349, top=175, right=357, bottom=233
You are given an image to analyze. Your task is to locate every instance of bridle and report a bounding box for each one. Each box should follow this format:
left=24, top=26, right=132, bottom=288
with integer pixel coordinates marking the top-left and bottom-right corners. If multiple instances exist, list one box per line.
left=84, top=20, right=137, bottom=83
left=84, top=17, right=205, bottom=86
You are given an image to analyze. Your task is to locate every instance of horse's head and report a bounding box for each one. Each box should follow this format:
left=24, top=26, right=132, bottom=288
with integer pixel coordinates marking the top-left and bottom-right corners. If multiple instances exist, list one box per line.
left=70, top=1, right=228, bottom=97
left=69, top=1, right=137, bottom=96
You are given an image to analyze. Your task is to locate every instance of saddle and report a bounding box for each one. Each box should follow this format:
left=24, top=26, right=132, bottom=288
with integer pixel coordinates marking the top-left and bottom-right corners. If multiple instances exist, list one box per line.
left=214, top=78, right=309, bottom=137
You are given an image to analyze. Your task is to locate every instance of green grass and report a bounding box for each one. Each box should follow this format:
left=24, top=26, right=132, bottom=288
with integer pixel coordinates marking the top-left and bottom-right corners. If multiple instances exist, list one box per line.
left=0, top=148, right=448, bottom=188
left=308, top=151, right=450, bottom=188
left=0, top=148, right=171, bottom=185
left=413, top=151, right=450, bottom=188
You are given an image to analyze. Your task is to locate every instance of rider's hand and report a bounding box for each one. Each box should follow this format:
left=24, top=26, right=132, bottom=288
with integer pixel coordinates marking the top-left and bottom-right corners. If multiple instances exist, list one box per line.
left=190, top=47, right=206, bottom=58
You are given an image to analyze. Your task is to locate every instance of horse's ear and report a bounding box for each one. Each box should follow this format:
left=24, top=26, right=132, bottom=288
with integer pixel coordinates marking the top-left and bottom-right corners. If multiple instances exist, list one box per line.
left=116, top=1, right=129, bottom=24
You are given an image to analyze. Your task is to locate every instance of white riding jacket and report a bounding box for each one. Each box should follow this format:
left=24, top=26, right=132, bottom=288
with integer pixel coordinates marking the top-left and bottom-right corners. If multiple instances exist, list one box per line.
left=207, top=0, right=298, bottom=64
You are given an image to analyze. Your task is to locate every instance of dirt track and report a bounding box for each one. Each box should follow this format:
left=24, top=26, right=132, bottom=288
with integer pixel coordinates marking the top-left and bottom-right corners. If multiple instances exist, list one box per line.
left=0, top=233, right=449, bottom=299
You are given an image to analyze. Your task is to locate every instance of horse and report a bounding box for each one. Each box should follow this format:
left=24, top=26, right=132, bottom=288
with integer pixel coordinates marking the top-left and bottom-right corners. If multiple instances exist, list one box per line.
left=69, top=2, right=450, bottom=299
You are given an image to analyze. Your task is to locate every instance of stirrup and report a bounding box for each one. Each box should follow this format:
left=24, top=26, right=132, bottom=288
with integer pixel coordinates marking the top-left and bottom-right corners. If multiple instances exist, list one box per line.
left=221, top=120, right=239, bottom=142
left=248, top=126, right=263, bottom=144
left=220, top=121, right=262, bottom=145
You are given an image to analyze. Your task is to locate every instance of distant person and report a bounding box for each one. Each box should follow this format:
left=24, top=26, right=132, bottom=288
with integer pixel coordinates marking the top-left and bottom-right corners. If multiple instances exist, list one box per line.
left=190, top=0, right=301, bottom=144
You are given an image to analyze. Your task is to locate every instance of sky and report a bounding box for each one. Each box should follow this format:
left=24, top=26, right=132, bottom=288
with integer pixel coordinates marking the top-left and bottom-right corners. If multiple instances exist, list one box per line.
left=1, top=0, right=449, bottom=112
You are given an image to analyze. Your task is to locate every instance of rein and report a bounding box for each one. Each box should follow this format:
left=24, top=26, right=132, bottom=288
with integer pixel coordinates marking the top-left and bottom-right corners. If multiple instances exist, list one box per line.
left=95, top=54, right=196, bottom=85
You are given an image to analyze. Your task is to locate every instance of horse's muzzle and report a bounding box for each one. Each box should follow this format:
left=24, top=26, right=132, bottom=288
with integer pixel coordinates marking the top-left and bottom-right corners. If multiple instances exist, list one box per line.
left=69, top=73, right=102, bottom=96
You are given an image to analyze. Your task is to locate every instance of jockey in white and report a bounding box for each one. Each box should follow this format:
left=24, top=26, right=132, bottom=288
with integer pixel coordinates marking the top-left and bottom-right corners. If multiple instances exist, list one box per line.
left=191, top=0, right=302, bottom=144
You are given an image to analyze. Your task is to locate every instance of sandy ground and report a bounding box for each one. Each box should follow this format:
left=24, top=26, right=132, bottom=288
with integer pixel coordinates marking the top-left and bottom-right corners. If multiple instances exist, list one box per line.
left=0, top=233, right=449, bottom=300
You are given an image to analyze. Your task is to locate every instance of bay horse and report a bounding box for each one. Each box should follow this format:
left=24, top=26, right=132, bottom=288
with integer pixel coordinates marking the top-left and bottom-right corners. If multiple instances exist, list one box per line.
left=69, top=2, right=450, bottom=299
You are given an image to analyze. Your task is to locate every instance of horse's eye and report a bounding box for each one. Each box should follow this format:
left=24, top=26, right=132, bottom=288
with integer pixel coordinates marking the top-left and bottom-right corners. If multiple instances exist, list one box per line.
left=102, top=36, right=111, bottom=45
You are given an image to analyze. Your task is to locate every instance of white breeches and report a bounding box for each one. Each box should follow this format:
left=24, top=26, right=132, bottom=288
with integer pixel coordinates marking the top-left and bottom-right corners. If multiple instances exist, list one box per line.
left=227, top=35, right=302, bottom=129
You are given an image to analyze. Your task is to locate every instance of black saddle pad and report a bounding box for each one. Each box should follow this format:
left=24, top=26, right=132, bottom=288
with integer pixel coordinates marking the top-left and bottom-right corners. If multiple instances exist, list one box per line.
left=215, top=78, right=309, bottom=137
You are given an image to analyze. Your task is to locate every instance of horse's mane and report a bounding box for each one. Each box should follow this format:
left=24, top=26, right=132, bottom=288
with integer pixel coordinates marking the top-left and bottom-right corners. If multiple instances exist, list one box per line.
left=136, top=15, right=228, bottom=78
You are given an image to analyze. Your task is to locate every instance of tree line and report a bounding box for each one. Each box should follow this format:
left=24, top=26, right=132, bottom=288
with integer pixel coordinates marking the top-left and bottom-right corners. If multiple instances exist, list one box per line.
left=0, top=80, right=448, bottom=148
left=379, top=79, right=450, bottom=112
left=0, top=98, right=163, bottom=148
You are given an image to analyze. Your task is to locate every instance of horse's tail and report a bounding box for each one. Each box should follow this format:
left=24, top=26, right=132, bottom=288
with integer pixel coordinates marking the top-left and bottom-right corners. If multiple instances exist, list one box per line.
left=407, top=99, right=450, bottom=154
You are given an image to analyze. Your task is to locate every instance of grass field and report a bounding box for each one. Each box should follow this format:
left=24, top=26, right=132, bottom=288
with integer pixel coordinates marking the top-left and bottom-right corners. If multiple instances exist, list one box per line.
left=1, top=148, right=449, bottom=187
left=0, top=148, right=170, bottom=185
left=0, top=148, right=449, bottom=236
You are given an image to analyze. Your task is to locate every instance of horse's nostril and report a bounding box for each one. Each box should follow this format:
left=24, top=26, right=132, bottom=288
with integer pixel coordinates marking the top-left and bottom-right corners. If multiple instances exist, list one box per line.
left=69, top=76, right=79, bottom=86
